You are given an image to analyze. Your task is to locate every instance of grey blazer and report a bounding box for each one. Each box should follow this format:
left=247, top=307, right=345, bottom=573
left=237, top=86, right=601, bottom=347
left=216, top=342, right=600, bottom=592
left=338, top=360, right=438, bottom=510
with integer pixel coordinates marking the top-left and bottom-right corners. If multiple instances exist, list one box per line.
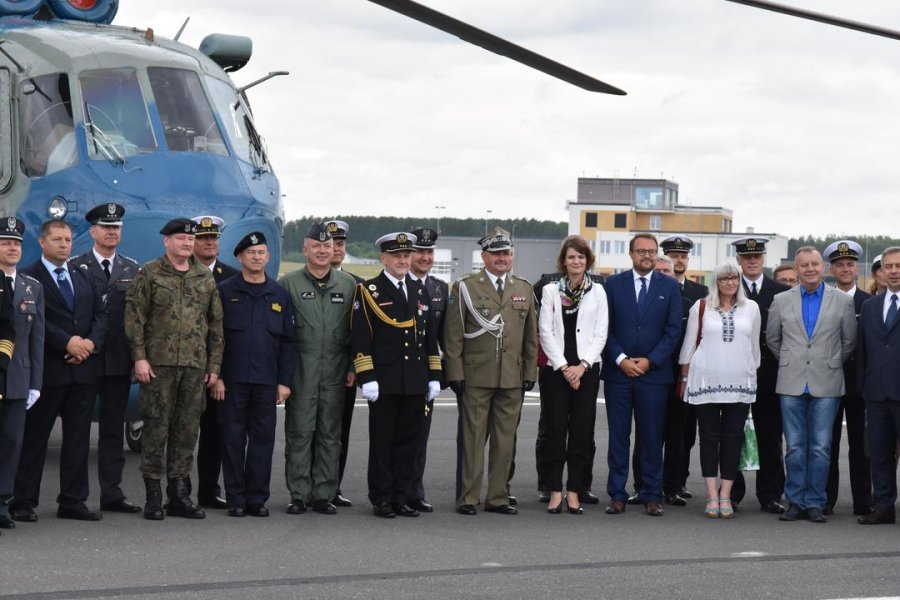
left=766, top=284, right=856, bottom=397
left=7, top=273, right=44, bottom=399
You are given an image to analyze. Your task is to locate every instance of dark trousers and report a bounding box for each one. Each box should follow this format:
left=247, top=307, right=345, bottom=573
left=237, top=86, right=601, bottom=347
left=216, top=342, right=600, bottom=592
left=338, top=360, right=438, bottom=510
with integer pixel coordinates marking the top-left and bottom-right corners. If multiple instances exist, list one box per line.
left=605, top=379, right=667, bottom=503
left=217, top=383, right=277, bottom=508
left=865, top=399, right=900, bottom=511
left=455, top=391, right=464, bottom=501
left=367, top=393, right=424, bottom=505
left=733, top=391, right=785, bottom=505
left=631, top=382, right=686, bottom=494
left=542, top=366, right=600, bottom=492
left=409, top=398, right=433, bottom=502
left=826, top=394, right=872, bottom=511
left=0, top=397, right=26, bottom=513
left=680, top=404, right=697, bottom=487
left=695, top=402, right=750, bottom=481
left=197, top=391, right=222, bottom=500
left=336, top=384, right=356, bottom=492
left=96, top=375, right=131, bottom=504
left=14, top=383, right=97, bottom=509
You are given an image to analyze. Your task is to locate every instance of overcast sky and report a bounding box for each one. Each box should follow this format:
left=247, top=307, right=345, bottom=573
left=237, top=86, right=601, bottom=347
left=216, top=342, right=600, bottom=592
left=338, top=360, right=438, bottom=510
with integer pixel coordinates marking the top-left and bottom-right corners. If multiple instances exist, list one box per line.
left=116, top=1, right=900, bottom=238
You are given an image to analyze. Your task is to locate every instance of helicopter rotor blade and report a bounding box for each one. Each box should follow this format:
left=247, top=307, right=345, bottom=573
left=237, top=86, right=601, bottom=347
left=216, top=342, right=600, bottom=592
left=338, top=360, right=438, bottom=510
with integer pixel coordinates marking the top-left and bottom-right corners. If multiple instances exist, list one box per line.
left=725, top=0, right=900, bottom=43
left=367, top=0, right=626, bottom=95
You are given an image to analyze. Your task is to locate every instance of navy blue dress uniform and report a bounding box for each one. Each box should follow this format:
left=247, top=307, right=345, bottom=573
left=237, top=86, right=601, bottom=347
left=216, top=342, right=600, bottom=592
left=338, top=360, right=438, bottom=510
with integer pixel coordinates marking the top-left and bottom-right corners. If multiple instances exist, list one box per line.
left=407, top=227, right=448, bottom=511
left=69, top=203, right=142, bottom=513
left=0, top=217, right=25, bottom=531
left=823, top=240, right=873, bottom=515
left=730, top=237, right=790, bottom=512
left=15, top=221, right=108, bottom=521
left=351, top=232, right=441, bottom=518
left=217, top=232, right=297, bottom=514
left=192, top=215, right=240, bottom=508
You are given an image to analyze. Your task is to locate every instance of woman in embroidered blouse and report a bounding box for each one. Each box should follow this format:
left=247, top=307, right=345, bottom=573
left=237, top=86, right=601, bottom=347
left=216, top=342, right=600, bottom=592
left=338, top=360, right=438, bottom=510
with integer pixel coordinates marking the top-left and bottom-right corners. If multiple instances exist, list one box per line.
left=678, top=261, right=761, bottom=519
left=538, top=236, right=608, bottom=514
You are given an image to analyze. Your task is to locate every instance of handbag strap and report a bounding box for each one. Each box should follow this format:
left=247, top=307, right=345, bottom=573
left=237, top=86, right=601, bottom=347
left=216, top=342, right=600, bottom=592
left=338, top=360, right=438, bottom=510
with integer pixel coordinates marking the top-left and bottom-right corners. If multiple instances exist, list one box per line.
left=695, top=298, right=706, bottom=348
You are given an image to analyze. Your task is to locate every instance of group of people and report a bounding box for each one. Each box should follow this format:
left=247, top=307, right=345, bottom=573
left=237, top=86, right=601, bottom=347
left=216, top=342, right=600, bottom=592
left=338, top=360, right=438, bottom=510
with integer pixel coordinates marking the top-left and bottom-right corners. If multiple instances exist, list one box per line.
left=1, top=212, right=899, bottom=532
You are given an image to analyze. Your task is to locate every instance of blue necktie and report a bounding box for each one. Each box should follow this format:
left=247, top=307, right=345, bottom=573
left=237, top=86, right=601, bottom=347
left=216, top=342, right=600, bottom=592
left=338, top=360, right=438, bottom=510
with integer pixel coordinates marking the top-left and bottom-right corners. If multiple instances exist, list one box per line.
left=886, top=294, right=898, bottom=331
left=54, top=267, right=75, bottom=311
left=638, top=276, right=648, bottom=310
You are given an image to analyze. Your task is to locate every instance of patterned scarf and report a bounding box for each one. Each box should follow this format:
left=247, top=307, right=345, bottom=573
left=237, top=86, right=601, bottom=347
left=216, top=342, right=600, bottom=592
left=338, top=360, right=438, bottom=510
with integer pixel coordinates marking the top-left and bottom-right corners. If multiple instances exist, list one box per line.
left=559, top=274, right=592, bottom=315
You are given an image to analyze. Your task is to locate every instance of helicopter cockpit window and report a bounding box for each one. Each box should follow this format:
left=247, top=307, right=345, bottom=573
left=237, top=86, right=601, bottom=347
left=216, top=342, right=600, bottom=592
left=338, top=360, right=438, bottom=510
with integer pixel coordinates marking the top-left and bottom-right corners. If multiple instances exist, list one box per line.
left=205, top=76, right=268, bottom=170
left=80, top=68, right=157, bottom=160
left=147, top=67, right=228, bottom=157
left=19, top=73, right=79, bottom=177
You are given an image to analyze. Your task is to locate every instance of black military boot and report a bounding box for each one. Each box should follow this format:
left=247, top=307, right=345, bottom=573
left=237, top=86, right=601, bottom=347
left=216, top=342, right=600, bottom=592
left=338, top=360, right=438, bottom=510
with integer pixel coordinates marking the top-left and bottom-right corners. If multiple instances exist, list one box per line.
left=143, top=478, right=164, bottom=521
left=166, top=477, right=205, bottom=519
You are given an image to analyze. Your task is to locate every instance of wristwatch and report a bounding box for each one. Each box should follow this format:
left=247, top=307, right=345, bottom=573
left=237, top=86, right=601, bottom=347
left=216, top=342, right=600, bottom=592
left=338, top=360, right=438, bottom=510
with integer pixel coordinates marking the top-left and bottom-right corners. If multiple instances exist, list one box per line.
left=580, top=359, right=590, bottom=370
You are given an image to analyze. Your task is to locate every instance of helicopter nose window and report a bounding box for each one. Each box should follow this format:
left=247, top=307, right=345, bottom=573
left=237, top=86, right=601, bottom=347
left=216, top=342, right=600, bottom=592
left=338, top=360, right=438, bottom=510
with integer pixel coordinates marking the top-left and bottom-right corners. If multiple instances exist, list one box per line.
left=80, top=68, right=157, bottom=160
left=19, top=73, right=79, bottom=178
left=147, top=67, right=228, bottom=157
left=206, top=76, right=268, bottom=170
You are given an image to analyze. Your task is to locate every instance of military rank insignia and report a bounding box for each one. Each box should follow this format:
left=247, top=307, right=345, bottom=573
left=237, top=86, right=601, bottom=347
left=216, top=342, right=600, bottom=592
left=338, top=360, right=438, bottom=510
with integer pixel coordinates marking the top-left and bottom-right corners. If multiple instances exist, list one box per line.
left=271, top=302, right=282, bottom=312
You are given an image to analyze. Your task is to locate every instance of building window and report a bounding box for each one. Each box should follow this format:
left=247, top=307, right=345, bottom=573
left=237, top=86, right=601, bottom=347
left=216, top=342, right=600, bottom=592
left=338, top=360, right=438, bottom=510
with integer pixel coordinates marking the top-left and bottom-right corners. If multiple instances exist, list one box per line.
left=585, top=212, right=598, bottom=228
left=634, top=187, right=663, bottom=209
left=690, top=243, right=702, bottom=257
left=614, top=241, right=626, bottom=254
left=649, top=216, right=662, bottom=231
left=598, top=240, right=611, bottom=254
left=614, top=213, right=627, bottom=228
left=726, top=245, right=736, bottom=258
left=613, top=268, right=626, bottom=275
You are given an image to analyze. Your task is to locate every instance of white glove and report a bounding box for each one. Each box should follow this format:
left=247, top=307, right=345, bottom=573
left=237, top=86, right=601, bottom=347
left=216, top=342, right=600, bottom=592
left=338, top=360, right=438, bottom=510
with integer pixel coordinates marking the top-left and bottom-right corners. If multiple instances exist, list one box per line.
left=427, top=381, right=440, bottom=402
left=362, top=381, right=379, bottom=403
left=26, top=389, right=40, bottom=410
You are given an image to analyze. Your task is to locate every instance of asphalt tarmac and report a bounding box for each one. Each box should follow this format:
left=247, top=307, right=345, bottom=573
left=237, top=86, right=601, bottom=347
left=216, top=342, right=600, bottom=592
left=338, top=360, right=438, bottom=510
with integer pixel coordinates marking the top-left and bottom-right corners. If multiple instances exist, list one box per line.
left=2, top=391, right=899, bottom=600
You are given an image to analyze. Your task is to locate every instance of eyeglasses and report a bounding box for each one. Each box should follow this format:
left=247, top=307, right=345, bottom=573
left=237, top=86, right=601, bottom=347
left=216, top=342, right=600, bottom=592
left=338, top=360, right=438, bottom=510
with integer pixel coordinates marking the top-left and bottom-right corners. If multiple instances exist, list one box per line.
left=717, top=275, right=740, bottom=283
left=632, top=249, right=657, bottom=257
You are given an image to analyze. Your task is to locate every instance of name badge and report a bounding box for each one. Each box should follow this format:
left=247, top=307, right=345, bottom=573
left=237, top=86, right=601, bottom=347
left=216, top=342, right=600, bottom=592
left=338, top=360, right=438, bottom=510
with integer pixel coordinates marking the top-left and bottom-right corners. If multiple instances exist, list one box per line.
left=331, top=293, right=345, bottom=304
left=301, top=291, right=316, bottom=300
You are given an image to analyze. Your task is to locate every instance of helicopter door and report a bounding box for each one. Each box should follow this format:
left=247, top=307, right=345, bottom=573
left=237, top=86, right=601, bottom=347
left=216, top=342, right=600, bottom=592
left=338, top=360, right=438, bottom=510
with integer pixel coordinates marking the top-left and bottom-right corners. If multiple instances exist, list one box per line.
left=0, top=67, right=11, bottom=192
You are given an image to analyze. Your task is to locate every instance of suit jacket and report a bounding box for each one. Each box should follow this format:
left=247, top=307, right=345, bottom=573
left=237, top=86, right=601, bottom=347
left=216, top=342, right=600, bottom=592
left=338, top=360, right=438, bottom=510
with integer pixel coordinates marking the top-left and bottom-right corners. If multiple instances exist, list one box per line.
left=444, top=269, right=538, bottom=388
left=842, top=287, right=871, bottom=397
left=421, top=274, right=448, bottom=352
left=6, top=273, right=44, bottom=399
left=744, top=275, right=790, bottom=394
left=857, top=291, right=900, bottom=402
left=538, top=280, right=608, bottom=370
left=681, top=278, right=709, bottom=304
left=766, top=283, right=857, bottom=397
left=600, top=269, right=682, bottom=385
left=69, top=251, right=139, bottom=377
left=23, top=260, right=109, bottom=386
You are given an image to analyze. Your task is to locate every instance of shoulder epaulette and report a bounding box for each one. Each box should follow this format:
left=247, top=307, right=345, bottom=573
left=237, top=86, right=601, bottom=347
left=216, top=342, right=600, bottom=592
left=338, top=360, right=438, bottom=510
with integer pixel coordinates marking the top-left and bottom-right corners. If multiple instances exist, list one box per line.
left=511, top=274, right=532, bottom=285
left=459, top=272, right=477, bottom=281
left=19, top=273, right=40, bottom=285
left=120, top=254, right=140, bottom=266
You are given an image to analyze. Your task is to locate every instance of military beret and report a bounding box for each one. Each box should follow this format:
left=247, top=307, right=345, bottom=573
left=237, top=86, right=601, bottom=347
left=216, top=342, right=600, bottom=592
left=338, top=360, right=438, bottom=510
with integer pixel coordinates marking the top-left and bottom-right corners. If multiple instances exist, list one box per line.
left=731, top=237, right=769, bottom=255
left=324, top=220, right=349, bottom=240
left=86, top=203, right=124, bottom=226
left=410, top=227, right=438, bottom=249
left=823, top=240, right=862, bottom=263
left=234, top=231, right=267, bottom=256
left=0, top=216, right=25, bottom=241
left=160, top=218, right=197, bottom=235
left=306, top=222, right=332, bottom=242
left=478, top=227, right=513, bottom=252
left=660, top=234, right=694, bottom=254
left=376, top=232, right=416, bottom=253
left=192, top=215, right=224, bottom=237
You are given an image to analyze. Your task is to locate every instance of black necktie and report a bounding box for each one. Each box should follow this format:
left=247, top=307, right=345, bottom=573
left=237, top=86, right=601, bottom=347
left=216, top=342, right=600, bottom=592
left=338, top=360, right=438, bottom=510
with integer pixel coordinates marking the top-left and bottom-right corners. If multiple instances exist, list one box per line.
left=751, top=281, right=758, bottom=297
left=638, top=276, right=648, bottom=309
left=496, top=277, right=503, bottom=297
left=398, top=281, right=406, bottom=299
left=101, top=258, right=111, bottom=280
left=887, top=294, right=899, bottom=330
left=54, top=267, right=75, bottom=311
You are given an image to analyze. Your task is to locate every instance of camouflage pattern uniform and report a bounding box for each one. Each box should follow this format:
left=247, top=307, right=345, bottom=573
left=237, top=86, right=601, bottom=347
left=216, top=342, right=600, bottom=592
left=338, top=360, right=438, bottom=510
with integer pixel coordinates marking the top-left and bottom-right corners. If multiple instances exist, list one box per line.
left=124, top=256, right=224, bottom=479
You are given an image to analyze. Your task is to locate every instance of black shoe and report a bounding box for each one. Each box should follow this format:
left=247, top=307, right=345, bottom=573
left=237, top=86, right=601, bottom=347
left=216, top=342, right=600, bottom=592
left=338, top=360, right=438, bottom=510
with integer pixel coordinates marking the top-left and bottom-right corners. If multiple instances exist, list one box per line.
left=286, top=500, right=307, bottom=515
left=579, top=491, right=600, bottom=505
left=779, top=503, right=806, bottom=521
left=57, top=504, right=103, bottom=521
left=101, top=498, right=142, bottom=513
left=538, top=491, right=551, bottom=503
left=374, top=502, right=396, bottom=518
left=761, top=499, right=787, bottom=514
left=664, top=492, right=687, bottom=507
left=143, top=478, right=164, bottom=521
left=484, top=504, right=518, bottom=515
left=546, top=502, right=562, bottom=514
left=678, top=487, right=693, bottom=499
left=457, top=504, right=477, bottom=516
left=806, top=507, right=827, bottom=523
left=332, top=493, right=353, bottom=508
left=11, top=505, right=37, bottom=522
left=626, top=491, right=642, bottom=505
left=858, top=507, right=896, bottom=525
left=508, top=495, right=518, bottom=506
left=0, top=513, right=14, bottom=529
left=392, top=502, right=420, bottom=517
left=854, top=505, right=875, bottom=517
left=166, top=478, right=205, bottom=519
left=313, top=499, right=337, bottom=515
left=566, top=500, right=584, bottom=515
left=228, top=507, right=245, bottom=517
left=198, top=496, right=227, bottom=510
left=823, top=505, right=834, bottom=516
left=408, top=498, right=433, bottom=513
left=246, top=504, right=269, bottom=517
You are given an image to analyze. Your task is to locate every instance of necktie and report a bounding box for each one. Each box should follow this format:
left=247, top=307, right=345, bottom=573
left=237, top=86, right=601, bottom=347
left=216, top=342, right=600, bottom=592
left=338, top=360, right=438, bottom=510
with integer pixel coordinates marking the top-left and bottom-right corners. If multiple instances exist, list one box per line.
left=496, top=277, right=503, bottom=297
left=398, top=281, right=406, bottom=300
left=101, top=258, right=111, bottom=280
left=638, top=276, right=648, bottom=309
left=751, top=281, right=758, bottom=296
left=54, top=267, right=75, bottom=311
left=887, top=294, right=899, bottom=330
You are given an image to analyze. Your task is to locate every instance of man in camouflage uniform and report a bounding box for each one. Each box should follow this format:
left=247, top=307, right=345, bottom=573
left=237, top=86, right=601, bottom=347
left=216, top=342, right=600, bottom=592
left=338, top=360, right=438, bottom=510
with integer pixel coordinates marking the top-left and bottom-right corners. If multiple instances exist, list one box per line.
left=125, top=218, right=224, bottom=520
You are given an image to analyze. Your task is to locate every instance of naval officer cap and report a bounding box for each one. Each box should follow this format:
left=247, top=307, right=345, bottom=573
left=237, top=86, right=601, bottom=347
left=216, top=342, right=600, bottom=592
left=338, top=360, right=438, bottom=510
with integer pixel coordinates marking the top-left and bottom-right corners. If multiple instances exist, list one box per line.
left=234, top=231, right=267, bottom=256
left=160, top=218, right=197, bottom=235
left=410, top=227, right=438, bottom=249
left=325, top=220, right=349, bottom=240
left=305, top=222, right=332, bottom=242
left=86, top=203, right=125, bottom=226
left=192, top=215, right=225, bottom=237
left=376, top=232, right=416, bottom=253
left=823, top=240, right=863, bottom=263
left=660, top=235, right=694, bottom=254
left=731, top=237, right=769, bottom=255
left=478, top=227, right=513, bottom=252
left=0, top=216, right=25, bottom=241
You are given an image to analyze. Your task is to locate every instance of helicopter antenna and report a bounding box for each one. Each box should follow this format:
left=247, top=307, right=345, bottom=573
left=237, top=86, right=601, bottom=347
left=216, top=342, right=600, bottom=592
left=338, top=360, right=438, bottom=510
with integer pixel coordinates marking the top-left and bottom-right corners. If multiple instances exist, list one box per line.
left=238, top=71, right=290, bottom=94
left=174, top=17, right=191, bottom=42
left=724, top=0, right=900, bottom=42
left=367, top=0, right=626, bottom=95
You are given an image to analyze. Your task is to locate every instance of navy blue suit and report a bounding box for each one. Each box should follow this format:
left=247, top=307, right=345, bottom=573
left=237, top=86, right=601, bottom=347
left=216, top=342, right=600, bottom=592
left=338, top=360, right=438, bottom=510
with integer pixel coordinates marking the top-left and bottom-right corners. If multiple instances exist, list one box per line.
left=857, top=291, right=900, bottom=511
left=602, top=270, right=682, bottom=503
